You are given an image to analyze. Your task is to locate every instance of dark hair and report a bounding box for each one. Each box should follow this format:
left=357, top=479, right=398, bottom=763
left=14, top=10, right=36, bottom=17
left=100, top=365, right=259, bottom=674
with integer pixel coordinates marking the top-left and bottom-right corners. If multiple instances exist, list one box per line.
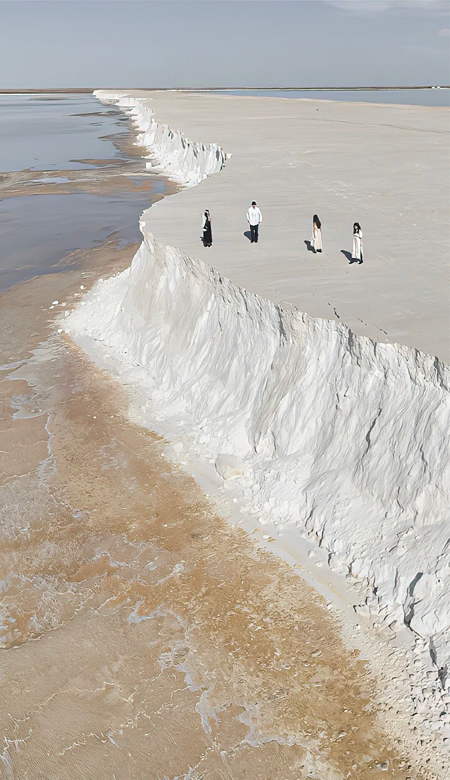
left=313, top=214, right=321, bottom=229
left=353, top=222, right=361, bottom=233
left=251, top=201, right=257, bottom=205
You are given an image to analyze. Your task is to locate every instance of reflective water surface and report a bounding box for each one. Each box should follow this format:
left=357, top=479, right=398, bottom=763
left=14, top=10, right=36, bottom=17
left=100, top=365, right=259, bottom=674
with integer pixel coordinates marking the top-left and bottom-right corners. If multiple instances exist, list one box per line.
left=0, top=92, right=169, bottom=292
left=0, top=191, right=161, bottom=291
left=0, top=93, right=125, bottom=172
left=214, top=88, right=450, bottom=106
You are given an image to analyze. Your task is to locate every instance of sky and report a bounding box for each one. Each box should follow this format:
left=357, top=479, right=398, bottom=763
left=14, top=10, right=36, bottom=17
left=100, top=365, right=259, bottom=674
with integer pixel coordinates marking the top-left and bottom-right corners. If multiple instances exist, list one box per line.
left=0, top=1, right=448, bottom=88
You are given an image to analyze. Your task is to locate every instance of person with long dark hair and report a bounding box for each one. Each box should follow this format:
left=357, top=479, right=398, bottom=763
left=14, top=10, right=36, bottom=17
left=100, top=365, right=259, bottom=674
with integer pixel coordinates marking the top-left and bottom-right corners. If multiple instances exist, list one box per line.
left=202, top=209, right=212, bottom=247
left=352, top=222, right=363, bottom=264
left=312, top=214, right=323, bottom=253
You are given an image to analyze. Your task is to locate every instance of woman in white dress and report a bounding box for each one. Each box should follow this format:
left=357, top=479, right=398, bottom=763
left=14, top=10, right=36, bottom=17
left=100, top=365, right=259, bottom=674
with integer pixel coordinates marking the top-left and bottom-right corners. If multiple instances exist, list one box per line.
left=312, top=214, right=323, bottom=253
left=352, top=222, right=363, bottom=264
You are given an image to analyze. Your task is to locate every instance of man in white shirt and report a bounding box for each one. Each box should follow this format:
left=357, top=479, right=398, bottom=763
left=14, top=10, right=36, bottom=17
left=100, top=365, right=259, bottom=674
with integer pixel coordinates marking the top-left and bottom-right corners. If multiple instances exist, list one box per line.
left=246, top=201, right=263, bottom=243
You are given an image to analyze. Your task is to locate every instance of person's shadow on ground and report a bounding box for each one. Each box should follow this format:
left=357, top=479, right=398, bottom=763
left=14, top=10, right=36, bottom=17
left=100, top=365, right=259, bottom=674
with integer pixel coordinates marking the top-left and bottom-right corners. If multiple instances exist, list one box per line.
left=244, top=230, right=252, bottom=241
left=304, top=240, right=315, bottom=253
left=341, top=249, right=354, bottom=263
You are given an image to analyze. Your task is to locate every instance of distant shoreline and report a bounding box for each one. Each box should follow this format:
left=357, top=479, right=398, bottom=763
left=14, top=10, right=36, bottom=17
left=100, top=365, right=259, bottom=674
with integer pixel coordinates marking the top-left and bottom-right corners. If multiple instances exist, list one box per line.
left=0, top=88, right=95, bottom=94
left=1, top=85, right=449, bottom=94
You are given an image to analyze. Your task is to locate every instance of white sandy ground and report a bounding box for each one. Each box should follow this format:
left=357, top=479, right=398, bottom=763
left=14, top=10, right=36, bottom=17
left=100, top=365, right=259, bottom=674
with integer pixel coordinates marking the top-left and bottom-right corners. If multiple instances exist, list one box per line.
left=64, top=90, right=450, bottom=773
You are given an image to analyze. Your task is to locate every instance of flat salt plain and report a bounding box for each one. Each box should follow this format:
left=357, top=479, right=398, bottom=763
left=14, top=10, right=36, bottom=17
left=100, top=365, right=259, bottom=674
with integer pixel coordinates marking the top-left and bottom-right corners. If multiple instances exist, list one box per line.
left=134, top=89, right=449, bottom=362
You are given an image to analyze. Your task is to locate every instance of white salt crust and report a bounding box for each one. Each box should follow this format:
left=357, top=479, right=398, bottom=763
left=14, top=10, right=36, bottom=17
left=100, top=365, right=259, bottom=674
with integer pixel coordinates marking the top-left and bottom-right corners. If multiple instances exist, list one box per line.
left=65, top=92, right=450, bottom=771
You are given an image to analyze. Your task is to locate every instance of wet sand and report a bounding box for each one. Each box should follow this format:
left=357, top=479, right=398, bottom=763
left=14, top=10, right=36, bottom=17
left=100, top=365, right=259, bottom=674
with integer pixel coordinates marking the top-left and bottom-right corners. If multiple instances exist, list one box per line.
left=0, top=242, right=431, bottom=779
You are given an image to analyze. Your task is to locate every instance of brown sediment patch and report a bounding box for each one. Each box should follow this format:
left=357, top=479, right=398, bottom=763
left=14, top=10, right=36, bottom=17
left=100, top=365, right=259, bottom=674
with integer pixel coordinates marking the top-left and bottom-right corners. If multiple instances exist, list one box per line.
left=0, top=249, right=429, bottom=778
left=0, top=104, right=177, bottom=202
left=0, top=164, right=178, bottom=201
left=113, top=127, right=150, bottom=161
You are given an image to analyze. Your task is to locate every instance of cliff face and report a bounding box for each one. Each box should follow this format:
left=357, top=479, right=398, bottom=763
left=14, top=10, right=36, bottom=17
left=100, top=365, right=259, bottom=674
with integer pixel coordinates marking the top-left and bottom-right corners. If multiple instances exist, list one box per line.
left=67, top=91, right=450, bottom=684
left=94, top=90, right=228, bottom=186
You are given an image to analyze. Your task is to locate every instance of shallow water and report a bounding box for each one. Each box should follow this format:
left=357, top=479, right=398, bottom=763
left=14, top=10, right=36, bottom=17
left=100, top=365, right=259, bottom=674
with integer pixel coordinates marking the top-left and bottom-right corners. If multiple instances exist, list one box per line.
left=0, top=191, right=159, bottom=291
left=0, top=93, right=126, bottom=172
left=0, top=92, right=169, bottom=291
left=214, top=88, right=450, bottom=107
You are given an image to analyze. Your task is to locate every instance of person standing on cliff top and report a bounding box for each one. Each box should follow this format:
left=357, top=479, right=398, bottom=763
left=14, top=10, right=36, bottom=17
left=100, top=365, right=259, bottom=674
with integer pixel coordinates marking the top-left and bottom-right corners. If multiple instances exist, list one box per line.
left=312, top=214, right=323, bottom=253
left=247, top=201, right=262, bottom=243
left=201, top=209, right=212, bottom=247
left=352, top=222, right=363, bottom=264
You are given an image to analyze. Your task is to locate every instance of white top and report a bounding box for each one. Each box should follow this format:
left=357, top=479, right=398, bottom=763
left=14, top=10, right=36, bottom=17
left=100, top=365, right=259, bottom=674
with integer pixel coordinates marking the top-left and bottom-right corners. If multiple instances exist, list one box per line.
left=247, top=206, right=262, bottom=226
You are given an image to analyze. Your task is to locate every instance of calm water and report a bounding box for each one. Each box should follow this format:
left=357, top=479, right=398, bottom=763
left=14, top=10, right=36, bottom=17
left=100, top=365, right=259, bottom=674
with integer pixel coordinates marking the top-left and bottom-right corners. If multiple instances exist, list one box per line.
left=0, top=192, right=156, bottom=291
left=0, top=93, right=127, bottom=172
left=214, top=88, right=450, bottom=107
left=0, top=93, right=165, bottom=291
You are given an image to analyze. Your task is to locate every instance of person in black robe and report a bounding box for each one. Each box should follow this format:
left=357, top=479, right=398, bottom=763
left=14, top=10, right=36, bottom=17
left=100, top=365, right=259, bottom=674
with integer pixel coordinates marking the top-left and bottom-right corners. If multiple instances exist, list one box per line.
left=202, top=209, right=212, bottom=247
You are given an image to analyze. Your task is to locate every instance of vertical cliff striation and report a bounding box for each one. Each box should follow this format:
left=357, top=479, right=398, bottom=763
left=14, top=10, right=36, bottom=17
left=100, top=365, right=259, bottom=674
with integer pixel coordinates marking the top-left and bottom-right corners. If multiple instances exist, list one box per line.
left=65, top=224, right=450, bottom=682
left=94, top=90, right=228, bottom=186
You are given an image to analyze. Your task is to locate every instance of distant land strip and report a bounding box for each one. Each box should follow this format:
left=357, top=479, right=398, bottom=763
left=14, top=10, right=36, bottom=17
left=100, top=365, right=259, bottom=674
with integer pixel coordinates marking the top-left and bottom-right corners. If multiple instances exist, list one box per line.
left=0, top=85, right=449, bottom=94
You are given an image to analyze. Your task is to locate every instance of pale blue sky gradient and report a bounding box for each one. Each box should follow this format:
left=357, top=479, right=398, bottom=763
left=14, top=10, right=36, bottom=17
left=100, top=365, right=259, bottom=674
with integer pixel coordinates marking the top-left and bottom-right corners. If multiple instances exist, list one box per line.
left=0, top=1, right=448, bottom=88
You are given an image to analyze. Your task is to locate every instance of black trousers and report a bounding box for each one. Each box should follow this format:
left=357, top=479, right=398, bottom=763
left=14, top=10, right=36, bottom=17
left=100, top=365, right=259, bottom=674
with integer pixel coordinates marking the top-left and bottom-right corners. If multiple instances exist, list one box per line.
left=250, top=224, right=259, bottom=243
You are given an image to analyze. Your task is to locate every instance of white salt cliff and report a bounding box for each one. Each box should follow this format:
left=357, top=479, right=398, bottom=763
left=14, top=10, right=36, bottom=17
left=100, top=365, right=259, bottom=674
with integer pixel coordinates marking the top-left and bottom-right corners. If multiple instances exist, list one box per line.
left=66, top=91, right=450, bottom=711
